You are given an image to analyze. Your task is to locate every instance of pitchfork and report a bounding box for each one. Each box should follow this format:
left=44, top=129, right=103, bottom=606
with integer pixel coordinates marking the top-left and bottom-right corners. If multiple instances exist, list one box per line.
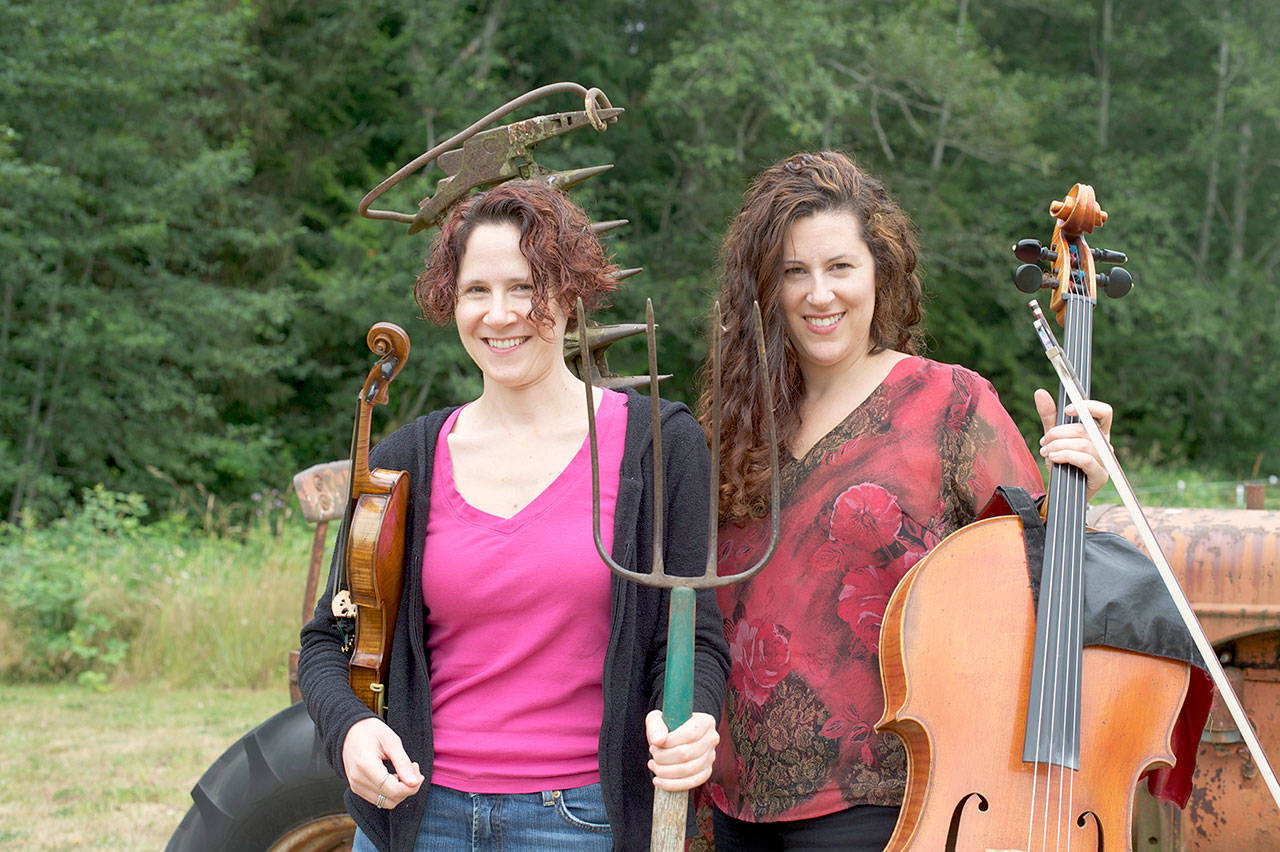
left=575, top=297, right=781, bottom=852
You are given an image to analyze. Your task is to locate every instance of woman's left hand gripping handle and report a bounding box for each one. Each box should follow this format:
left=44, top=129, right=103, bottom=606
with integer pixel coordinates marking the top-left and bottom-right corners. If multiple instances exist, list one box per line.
left=342, top=716, right=425, bottom=810
left=646, top=710, right=719, bottom=790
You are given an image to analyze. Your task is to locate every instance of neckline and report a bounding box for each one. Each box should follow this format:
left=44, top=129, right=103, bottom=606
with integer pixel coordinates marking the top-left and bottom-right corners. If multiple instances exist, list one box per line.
left=789, top=355, right=919, bottom=466
left=438, top=389, right=622, bottom=529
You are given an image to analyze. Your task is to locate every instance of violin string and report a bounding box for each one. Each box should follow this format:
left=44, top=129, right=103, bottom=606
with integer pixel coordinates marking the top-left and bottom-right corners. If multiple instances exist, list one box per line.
left=327, top=409, right=362, bottom=604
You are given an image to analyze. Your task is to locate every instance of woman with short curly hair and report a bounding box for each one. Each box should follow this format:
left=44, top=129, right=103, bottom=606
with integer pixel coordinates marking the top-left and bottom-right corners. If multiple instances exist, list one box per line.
left=301, top=181, right=729, bottom=852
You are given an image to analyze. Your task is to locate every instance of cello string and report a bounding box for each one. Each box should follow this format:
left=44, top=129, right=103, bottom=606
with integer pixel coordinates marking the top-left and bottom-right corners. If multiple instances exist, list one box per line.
left=1033, top=257, right=1094, bottom=852
left=1068, top=251, right=1097, bottom=849
left=1058, top=263, right=1095, bottom=851
left=1062, top=285, right=1090, bottom=851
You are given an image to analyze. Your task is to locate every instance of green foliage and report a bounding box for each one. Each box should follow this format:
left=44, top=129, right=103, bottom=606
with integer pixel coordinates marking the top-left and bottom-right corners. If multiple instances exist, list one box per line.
left=3, top=0, right=1279, bottom=523
left=0, top=487, right=156, bottom=680
left=0, top=486, right=310, bottom=686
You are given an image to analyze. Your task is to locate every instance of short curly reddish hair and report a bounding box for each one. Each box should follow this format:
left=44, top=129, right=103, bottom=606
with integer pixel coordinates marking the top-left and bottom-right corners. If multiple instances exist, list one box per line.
left=415, top=181, right=618, bottom=328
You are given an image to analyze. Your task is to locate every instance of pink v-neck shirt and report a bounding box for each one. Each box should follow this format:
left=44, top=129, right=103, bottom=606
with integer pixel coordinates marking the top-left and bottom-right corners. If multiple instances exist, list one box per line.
left=422, top=389, right=626, bottom=792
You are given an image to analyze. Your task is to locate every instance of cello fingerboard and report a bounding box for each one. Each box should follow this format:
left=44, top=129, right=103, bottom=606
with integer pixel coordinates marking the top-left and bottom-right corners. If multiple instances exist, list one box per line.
left=1022, top=286, right=1093, bottom=768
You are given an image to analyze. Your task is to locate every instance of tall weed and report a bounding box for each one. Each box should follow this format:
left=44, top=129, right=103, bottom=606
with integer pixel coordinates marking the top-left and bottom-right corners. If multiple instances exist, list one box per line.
left=123, top=518, right=321, bottom=688
left=0, top=486, right=328, bottom=689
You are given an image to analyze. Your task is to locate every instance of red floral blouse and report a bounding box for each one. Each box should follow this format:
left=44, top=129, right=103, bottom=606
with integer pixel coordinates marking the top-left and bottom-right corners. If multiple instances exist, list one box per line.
left=707, top=356, right=1044, bottom=822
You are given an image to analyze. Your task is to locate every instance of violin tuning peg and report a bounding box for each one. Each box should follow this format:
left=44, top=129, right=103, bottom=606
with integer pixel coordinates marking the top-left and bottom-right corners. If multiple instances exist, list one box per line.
left=1014, top=263, right=1050, bottom=294
left=1098, top=266, right=1134, bottom=298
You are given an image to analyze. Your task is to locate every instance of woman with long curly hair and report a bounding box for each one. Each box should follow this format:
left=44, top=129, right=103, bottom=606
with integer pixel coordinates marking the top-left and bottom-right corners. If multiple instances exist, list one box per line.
left=698, top=152, right=1113, bottom=850
left=299, top=181, right=729, bottom=852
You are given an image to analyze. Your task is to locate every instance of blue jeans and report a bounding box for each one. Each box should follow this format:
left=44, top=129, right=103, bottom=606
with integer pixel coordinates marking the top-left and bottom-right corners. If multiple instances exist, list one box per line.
left=353, top=782, right=614, bottom=851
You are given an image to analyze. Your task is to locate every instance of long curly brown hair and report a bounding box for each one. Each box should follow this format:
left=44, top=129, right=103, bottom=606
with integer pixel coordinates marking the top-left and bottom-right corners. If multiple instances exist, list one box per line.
left=415, top=181, right=617, bottom=328
left=699, top=151, right=924, bottom=524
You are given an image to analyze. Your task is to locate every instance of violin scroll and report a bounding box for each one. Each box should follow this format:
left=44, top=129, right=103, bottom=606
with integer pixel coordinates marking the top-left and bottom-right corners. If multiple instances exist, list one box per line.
left=361, top=322, right=410, bottom=406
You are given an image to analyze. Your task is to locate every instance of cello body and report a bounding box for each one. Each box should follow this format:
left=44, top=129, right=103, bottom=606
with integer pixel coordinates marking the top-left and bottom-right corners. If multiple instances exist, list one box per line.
left=876, top=185, right=1191, bottom=851
left=877, top=515, right=1189, bottom=851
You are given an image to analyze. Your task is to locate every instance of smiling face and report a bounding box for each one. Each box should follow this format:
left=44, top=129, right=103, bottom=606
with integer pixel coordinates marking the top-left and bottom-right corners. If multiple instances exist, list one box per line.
left=454, top=221, right=569, bottom=393
left=779, top=209, right=878, bottom=383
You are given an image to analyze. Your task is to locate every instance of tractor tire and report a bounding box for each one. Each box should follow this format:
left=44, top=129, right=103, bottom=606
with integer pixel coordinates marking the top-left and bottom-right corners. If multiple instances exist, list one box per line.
left=166, top=700, right=355, bottom=852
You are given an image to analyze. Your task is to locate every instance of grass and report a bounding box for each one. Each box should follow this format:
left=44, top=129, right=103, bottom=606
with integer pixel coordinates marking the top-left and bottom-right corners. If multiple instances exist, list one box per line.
left=0, top=683, right=287, bottom=850
left=0, top=493, right=341, bottom=849
left=120, top=519, right=336, bottom=689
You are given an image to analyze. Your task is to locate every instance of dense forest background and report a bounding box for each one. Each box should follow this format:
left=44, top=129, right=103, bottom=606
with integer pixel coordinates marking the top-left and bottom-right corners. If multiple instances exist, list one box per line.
left=3, top=0, right=1277, bottom=524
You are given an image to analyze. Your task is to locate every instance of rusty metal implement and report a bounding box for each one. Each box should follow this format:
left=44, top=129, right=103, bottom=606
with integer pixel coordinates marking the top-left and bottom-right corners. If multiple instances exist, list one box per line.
left=357, top=82, right=621, bottom=233
left=576, top=297, right=781, bottom=851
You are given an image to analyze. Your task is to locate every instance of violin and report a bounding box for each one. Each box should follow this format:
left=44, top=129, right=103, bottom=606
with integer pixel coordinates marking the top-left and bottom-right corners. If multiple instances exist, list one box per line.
left=331, top=322, right=410, bottom=718
left=876, top=186, right=1189, bottom=851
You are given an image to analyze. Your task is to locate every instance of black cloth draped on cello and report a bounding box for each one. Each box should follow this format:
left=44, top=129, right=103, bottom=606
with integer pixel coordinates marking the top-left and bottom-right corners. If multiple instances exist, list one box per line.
left=978, top=485, right=1214, bottom=806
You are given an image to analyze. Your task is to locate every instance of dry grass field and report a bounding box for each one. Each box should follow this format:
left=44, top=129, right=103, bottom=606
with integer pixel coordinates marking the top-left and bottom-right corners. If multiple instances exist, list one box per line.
left=0, top=684, right=287, bottom=850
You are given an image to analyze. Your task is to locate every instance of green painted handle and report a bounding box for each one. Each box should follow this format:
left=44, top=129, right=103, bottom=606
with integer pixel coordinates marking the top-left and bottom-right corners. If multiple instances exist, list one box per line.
left=652, top=586, right=695, bottom=851
left=662, top=586, right=695, bottom=729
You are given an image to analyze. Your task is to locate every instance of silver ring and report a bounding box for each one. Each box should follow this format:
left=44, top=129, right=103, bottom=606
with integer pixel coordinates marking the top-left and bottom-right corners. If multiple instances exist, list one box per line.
left=377, top=773, right=391, bottom=795
left=375, top=793, right=386, bottom=809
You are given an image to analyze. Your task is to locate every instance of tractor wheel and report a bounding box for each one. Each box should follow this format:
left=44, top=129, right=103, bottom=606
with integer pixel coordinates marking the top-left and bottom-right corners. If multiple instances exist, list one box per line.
left=166, top=700, right=354, bottom=852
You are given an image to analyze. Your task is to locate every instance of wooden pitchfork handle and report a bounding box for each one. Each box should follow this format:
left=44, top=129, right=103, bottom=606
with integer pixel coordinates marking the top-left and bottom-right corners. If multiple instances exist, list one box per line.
left=576, top=298, right=782, bottom=851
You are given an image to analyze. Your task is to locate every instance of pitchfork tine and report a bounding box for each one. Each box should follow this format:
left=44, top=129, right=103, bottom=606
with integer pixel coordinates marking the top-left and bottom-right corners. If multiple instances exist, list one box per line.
left=646, top=299, right=665, bottom=574
left=574, top=297, right=780, bottom=589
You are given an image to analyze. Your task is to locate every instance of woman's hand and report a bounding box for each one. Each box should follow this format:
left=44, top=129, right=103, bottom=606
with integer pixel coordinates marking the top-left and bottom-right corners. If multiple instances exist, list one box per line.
left=341, top=717, right=425, bottom=811
left=645, top=710, right=719, bottom=791
left=1034, top=388, right=1114, bottom=501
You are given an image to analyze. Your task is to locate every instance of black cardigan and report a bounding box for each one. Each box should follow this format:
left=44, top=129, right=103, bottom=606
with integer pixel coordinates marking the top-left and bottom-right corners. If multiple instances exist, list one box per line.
left=298, top=390, right=729, bottom=851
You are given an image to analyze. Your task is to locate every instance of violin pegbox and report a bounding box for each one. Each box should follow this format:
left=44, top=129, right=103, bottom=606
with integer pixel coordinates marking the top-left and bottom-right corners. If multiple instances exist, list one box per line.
left=1011, top=183, right=1134, bottom=320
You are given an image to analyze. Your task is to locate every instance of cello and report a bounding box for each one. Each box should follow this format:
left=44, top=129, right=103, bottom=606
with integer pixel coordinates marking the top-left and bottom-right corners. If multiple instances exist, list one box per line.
left=876, top=185, right=1190, bottom=851
left=330, top=321, right=411, bottom=718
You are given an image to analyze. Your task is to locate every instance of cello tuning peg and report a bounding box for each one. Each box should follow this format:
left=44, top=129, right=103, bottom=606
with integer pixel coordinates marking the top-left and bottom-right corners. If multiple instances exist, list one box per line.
left=1098, top=266, right=1134, bottom=298
left=1013, top=238, right=1057, bottom=264
left=1091, top=246, right=1128, bottom=264
left=1014, top=263, right=1051, bottom=294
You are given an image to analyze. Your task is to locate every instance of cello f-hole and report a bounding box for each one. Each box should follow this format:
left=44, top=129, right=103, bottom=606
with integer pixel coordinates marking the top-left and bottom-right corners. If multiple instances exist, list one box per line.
left=946, top=792, right=989, bottom=852
left=1078, top=809, right=1104, bottom=849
